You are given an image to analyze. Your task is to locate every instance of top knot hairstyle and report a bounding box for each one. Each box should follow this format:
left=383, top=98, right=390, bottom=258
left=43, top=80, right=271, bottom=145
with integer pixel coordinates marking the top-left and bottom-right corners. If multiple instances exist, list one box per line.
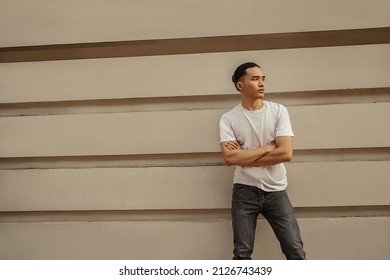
left=232, top=62, right=261, bottom=91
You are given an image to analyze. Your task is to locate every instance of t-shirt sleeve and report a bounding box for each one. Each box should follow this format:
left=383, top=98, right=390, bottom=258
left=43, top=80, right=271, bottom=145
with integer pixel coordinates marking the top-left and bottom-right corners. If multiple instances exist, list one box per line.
left=275, top=105, right=294, bottom=137
left=219, top=114, right=237, bottom=143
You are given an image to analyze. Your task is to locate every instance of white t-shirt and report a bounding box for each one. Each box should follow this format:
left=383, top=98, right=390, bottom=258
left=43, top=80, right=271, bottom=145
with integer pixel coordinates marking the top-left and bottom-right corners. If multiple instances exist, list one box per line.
left=219, top=101, right=294, bottom=192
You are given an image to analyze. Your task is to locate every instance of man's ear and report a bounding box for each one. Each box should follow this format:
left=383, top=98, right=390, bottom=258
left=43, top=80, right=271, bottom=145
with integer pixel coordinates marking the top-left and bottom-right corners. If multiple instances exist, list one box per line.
left=236, top=82, right=243, bottom=91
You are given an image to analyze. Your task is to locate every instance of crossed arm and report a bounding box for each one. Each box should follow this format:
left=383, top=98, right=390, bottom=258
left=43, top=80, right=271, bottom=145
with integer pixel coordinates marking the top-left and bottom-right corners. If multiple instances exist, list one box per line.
left=220, top=136, right=293, bottom=167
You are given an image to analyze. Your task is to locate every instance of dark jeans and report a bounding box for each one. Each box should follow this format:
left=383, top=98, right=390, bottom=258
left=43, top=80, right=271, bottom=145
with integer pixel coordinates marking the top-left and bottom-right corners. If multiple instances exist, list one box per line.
left=232, top=183, right=306, bottom=260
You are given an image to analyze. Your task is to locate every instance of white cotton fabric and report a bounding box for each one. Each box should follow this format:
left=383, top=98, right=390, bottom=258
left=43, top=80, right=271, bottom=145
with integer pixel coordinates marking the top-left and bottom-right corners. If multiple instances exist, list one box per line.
left=219, top=101, right=294, bottom=192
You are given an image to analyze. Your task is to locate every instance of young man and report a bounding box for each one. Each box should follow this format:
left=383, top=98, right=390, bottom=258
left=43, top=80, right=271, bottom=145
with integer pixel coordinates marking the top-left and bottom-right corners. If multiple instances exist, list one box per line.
left=219, top=62, right=306, bottom=260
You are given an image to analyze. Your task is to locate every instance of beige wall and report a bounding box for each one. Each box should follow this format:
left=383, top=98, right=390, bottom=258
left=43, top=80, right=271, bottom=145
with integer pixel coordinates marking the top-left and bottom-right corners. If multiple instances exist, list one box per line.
left=0, top=0, right=389, bottom=259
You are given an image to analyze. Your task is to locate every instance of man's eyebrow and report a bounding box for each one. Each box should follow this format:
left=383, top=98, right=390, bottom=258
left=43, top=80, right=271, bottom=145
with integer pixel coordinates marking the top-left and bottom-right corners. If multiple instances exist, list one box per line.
left=251, top=75, right=265, bottom=78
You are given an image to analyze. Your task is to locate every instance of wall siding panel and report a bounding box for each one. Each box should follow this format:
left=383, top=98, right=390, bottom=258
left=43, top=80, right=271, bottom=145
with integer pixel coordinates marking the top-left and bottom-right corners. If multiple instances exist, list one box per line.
left=0, top=217, right=388, bottom=260
left=0, top=103, right=389, bottom=157
left=0, top=162, right=389, bottom=212
left=1, top=44, right=390, bottom=103
left=1, top=0, right=390, bottom=47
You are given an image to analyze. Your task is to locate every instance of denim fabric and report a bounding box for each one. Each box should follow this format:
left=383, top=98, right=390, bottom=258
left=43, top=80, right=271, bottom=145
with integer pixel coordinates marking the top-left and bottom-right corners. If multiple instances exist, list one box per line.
left=231, top=183, right=306, bottom=260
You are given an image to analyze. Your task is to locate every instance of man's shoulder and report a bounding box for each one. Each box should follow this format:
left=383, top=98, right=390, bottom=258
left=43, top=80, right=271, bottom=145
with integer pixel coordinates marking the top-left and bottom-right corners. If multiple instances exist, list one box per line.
left=221, top=104, right=242, bottom=118
left=264, top=101, right=289, bottom=116
left=265, top=101, right=286, bottom=109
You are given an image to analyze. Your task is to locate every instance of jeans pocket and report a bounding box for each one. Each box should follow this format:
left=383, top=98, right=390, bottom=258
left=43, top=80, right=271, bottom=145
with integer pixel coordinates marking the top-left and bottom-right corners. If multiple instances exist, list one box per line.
left=232, top=184, right=255, bottom=202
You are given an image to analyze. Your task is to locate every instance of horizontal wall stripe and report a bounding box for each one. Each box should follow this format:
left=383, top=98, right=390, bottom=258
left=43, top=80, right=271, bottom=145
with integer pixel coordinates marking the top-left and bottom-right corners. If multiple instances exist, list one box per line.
left=289, top=103, right=390, bottom=150
left=0, top=103, right=389, bottom=157
left=0, top=148, right=389, bottom=170
left=1, top=0, right=390, bottom=47
left=287, top=161, right=390, bottom=207
left=0, top=166, right=234, bottom=211
left=1, top=162, right=389, bottom=211
left=1, top=87, right=389, bottom=117
left=1, top=28, right=389, bottom=63
left=1, top=44, right=390, bottom=103
left=1, top=206, right=389, bottom=224
left=0, top=217, right=389, bottom=259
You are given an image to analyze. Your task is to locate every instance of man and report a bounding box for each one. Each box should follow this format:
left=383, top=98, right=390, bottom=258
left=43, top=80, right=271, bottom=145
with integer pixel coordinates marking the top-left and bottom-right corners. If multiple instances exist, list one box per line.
left=219, top=62, right=306, bottom=260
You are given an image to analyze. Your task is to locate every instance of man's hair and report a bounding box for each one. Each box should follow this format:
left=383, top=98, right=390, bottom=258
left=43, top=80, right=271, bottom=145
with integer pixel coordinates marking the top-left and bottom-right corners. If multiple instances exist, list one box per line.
left=232, top=62, right=261, bottom=91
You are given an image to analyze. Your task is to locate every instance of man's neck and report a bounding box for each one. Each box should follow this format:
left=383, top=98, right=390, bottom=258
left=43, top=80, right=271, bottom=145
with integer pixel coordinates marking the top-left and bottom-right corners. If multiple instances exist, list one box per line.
left=241, top=99, right=264, bottom=111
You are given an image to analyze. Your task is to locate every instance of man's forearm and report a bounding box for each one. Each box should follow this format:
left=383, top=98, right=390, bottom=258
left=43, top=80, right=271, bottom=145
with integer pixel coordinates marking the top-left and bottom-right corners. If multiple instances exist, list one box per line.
left=250, top=136, right=294, bottom=167
left=221, top=142, right=275, bottom=166
left=251, top=147, right=292, bottom=166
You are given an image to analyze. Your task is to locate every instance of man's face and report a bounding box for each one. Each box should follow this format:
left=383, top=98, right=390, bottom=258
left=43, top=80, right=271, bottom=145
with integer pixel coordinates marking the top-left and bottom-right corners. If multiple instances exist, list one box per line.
left=238, top=67, right=266, bottom=100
